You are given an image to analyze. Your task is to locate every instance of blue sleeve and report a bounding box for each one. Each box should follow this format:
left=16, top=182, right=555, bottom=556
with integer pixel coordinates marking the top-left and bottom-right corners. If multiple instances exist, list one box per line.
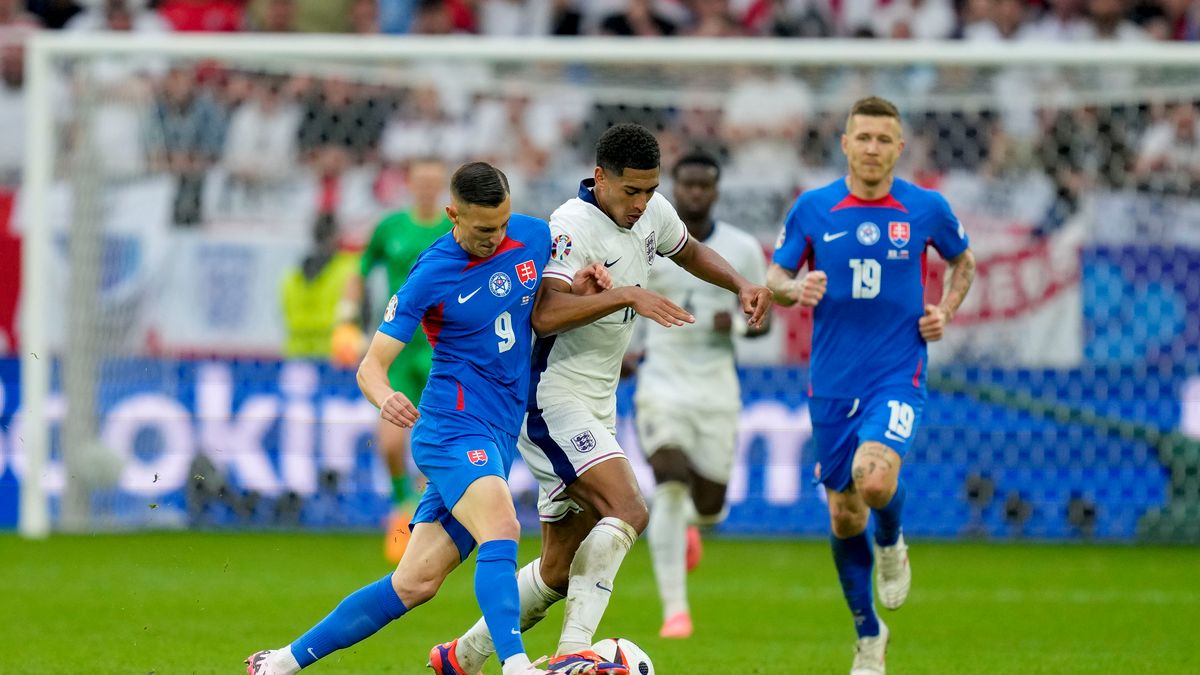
left=772, top=197, right=811, bottom=272
left=378, top=257, right=439, bottom=343
left=929, top=193, right=970, bottom=260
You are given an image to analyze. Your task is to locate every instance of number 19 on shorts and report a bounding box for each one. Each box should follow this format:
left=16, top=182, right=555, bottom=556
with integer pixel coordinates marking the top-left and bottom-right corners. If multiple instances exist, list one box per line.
left=849, top=258, right=881, bottom=299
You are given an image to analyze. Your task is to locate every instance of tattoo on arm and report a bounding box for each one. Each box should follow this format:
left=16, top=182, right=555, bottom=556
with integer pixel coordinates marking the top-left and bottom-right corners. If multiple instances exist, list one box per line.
left=942, top=250, right=976, bottom=320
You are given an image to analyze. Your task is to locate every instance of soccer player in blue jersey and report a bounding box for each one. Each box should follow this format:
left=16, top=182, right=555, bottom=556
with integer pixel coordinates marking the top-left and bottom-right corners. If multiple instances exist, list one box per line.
left=245, top=162, right=612, bottom=675
left=767, top=97, right=976, bottom=675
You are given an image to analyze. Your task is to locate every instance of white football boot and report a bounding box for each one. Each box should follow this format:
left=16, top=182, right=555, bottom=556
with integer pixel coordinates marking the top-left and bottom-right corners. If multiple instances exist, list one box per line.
left=850, top=619, right=889, bottom=675
left=874, top=533, right=911, bottom=610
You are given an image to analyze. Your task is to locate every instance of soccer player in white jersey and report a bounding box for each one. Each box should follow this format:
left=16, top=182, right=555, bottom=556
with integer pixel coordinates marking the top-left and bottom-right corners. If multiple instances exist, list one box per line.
left=629, top=150, right=771, bottom=639
left=429, top=124, right=773, bottom=675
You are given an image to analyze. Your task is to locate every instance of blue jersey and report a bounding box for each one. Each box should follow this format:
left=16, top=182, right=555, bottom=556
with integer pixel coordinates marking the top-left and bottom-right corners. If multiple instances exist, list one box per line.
left=773, top=177, right=969, bottom=398
left=379, top=214, right=551, bottom=436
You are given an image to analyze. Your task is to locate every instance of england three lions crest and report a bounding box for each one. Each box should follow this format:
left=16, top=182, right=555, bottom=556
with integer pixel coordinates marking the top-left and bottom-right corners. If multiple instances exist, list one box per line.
left=643, top=232, right=657, bottom=264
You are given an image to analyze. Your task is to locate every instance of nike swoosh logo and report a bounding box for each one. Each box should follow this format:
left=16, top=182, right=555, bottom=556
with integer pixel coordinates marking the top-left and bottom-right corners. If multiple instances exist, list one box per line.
left=511, top=628, right=521, bottom=635
left=823, top=231, right=848, bottom=242
left=595, top=581, right=613, bottom=593
left=308, top=648, right=318, bottom=660
left=604, top=258, right=621, bottom=268
left=457, top=288, right=481, bottom=304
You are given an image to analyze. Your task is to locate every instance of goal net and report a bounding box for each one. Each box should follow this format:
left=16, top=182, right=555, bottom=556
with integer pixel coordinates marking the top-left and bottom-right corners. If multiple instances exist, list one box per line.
left=12, top=35, right=1200, bottom=541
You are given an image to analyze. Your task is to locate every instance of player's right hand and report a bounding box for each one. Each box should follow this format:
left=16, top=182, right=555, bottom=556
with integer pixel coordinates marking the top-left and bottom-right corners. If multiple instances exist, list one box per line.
left=627, top=287, right=695, bottom=328
left=794, top=271, right=827, bottom=308
left=380, top=391, right=419, bottom=428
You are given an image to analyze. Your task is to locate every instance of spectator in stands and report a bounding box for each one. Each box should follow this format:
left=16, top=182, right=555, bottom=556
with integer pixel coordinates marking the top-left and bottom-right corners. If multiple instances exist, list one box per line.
left=1022, top=0, right=1092, bottom=41
left=683, top=0, right=745, bottom=36
left=26, top=0, right=82, bottom=29
left=600, top=0, right=678, bottom=36
left=350, top=0, right=380, bottom=33
left=1038, top=104, right=1134, bottom=230
left=379, top=83, right=471, bottom=165
left=1140, top=0, right=1199, bottom=40
left=745, top=0, right=834, bottom=37
left=548, top=0, right=584, bottom=35
left=280, top=212, right=359, bottom=360
left=65, top=0, right=171, bottom=32
left=1134, top=101, right=1200, bottom=194
left=720, top=67, right=811, bottom=182
left=157, top=0, right=245, bottom=32
left=245, top=0, right=298, bottom=32
left=1084, top=0, right=1148, bottom=39
left=477, top=0, right=555, bottom=35
left=409, top=0, right=474, bottom=33
left=0, top=0, right=42, bottom=39
left=961, top=0, right=1028, bottom=40
left=0, top=42, right=24, bottom=185
left=150, top=65, right=228, bottom=226
left=219, top=74, right=302, bottom=218
left=298, top=77, right=385, bottom=164
left=871, top=0, right=956, bottom=39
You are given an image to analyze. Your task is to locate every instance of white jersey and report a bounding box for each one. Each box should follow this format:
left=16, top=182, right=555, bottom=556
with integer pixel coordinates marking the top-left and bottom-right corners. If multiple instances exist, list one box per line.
left=535, top=179, right=690, bottom=424
left=635, top=221, right=766, bottom=412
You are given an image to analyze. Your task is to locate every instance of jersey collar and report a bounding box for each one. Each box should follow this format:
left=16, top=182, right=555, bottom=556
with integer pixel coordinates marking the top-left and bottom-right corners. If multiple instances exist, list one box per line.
left=577, top=178, right=628, bottom=231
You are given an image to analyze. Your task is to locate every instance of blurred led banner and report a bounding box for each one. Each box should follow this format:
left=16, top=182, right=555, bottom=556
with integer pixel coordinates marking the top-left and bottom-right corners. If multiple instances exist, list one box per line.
left=0, top=358, right=1183, bottom=539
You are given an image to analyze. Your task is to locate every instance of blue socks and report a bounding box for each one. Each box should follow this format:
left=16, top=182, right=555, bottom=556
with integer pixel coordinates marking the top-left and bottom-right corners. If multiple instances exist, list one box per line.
left=830, top=532, right=880, bottom=638
left=475, top=539, right=525, bottom=664
left=873, top=479, right=906, bottom=547
left=291, top=573, right=408, bottom=668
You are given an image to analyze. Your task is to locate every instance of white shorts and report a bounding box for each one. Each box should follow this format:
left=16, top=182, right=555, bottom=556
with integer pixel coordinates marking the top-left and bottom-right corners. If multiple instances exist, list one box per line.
left=519, top=397, right=627, bottom=522
left=635, top=404, right=738, bottom=484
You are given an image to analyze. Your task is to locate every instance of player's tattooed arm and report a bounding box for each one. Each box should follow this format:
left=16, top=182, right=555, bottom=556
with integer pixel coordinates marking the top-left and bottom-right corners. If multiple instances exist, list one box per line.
left=672, top=238, right=773, bottom=328
left=920, top=248, right=976, bottom=342
left=357, top=331, right=419, bottom=428
left=532, top=278, right=694, bottom=336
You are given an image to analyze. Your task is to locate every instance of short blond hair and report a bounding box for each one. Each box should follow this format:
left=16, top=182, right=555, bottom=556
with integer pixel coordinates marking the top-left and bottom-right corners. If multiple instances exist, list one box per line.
left=849, top=96, right=901, bottom=120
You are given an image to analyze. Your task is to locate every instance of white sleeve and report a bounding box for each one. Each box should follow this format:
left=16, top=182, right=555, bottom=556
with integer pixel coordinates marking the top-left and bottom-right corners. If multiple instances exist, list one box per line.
left=742, top=235, right=768, bottom=285
left=653, top=197, right=689, bottom=258
left=544, top=212, right=589, bottom=285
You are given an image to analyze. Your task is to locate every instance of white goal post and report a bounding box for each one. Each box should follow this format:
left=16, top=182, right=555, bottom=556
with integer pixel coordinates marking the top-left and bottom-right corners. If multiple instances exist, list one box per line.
left=18, top=33, right=1200, bottom=538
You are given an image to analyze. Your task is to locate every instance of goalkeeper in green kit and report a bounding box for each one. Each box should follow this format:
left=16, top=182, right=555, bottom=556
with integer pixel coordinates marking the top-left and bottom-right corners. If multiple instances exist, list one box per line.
left=335, top=157, right=452, bottom=563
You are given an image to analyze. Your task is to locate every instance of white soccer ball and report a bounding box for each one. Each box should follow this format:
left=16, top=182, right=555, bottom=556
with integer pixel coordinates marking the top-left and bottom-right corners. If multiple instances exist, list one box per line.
left=590, top=637, right=654, bottom=675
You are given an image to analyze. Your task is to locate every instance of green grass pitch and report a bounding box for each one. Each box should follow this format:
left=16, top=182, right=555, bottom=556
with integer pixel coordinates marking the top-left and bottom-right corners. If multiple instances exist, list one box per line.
left=2, top=532, right=1197, bottom=674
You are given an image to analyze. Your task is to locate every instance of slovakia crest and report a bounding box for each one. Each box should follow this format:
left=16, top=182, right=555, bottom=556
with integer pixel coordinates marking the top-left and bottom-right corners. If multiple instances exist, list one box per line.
left=551, top=234, right=572, bottom=261
left=489, top=272, right=512, bottom=297
left=384, top=295, right=398, bottom=322
left=888, top=221, right=910, bottom=248
left=856, top=222, right=880, bottom=246
left=467, top=449, right=488, bottom=466
left=515, top=260, right=538, bottom=289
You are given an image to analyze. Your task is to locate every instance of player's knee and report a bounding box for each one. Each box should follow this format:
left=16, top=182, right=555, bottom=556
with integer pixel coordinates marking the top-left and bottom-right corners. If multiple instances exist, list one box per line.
left=648, top=448, right=690, bottom=485
left=828, top=504, right=868, bottom=538
left=392, top=567, right=445, bottom=608
left=855, top=479, right=894, bottom=510
left=591, top=492, right=650, bottom=534
left=479, top=518, right=521, bottom=544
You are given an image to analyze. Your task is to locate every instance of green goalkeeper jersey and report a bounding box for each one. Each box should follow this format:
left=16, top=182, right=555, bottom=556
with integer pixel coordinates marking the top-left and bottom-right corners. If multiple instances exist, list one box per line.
left=359, top=208, right=452, bottom=403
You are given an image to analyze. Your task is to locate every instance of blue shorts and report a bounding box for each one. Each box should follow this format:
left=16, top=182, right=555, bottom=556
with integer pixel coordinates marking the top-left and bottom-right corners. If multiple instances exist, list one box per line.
left=809, top=386, right=926, bottom=493
left=409, top=407, right=517, bottom=561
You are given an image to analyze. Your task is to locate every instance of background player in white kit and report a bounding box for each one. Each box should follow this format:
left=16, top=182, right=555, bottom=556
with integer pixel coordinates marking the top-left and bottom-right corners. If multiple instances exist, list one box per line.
left=628, top=150, right=771, bottom=639
left=431, top=124, right=773, bottom=675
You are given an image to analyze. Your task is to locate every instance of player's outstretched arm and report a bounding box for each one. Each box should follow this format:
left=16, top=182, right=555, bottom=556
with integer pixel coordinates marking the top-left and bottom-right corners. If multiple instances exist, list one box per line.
left=920, top=247, right=976, bottom=342
left=671, top=238, right=773, bottom=328
left=357, top=331, right=419, bottom=428
left=767, top=262, right=826, bottom=309
left=532, top=278, right=694, bottom=337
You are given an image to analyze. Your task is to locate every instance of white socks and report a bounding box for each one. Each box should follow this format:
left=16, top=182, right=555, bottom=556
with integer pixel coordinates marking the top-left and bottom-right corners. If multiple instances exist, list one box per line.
left=269, top=647, right=301, bottom=675
left=457, top=558, right=564, bottom=671
left=501, top=653, right=532, bottom=675
left=557, top=517, right=639, bottom=655
left=648, top=482, right=690, bottom=619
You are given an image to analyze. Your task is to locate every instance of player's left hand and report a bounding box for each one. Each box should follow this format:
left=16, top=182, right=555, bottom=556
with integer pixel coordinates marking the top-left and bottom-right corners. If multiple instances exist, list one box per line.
left=573, top=262, right=613, bottom=296
left=380, top=391, right=420, bottom=428
left=738, top=285, right=773, bottom=329
left=919, top=304, right=949, bottom=342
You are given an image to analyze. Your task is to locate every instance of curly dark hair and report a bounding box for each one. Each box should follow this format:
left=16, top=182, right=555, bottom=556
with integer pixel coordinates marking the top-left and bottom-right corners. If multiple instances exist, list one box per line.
left=450, top=161, right=509, bottom=207
left=596, top=123, right=661, bottom=175
left=672, top=149, right=721, bottom=181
